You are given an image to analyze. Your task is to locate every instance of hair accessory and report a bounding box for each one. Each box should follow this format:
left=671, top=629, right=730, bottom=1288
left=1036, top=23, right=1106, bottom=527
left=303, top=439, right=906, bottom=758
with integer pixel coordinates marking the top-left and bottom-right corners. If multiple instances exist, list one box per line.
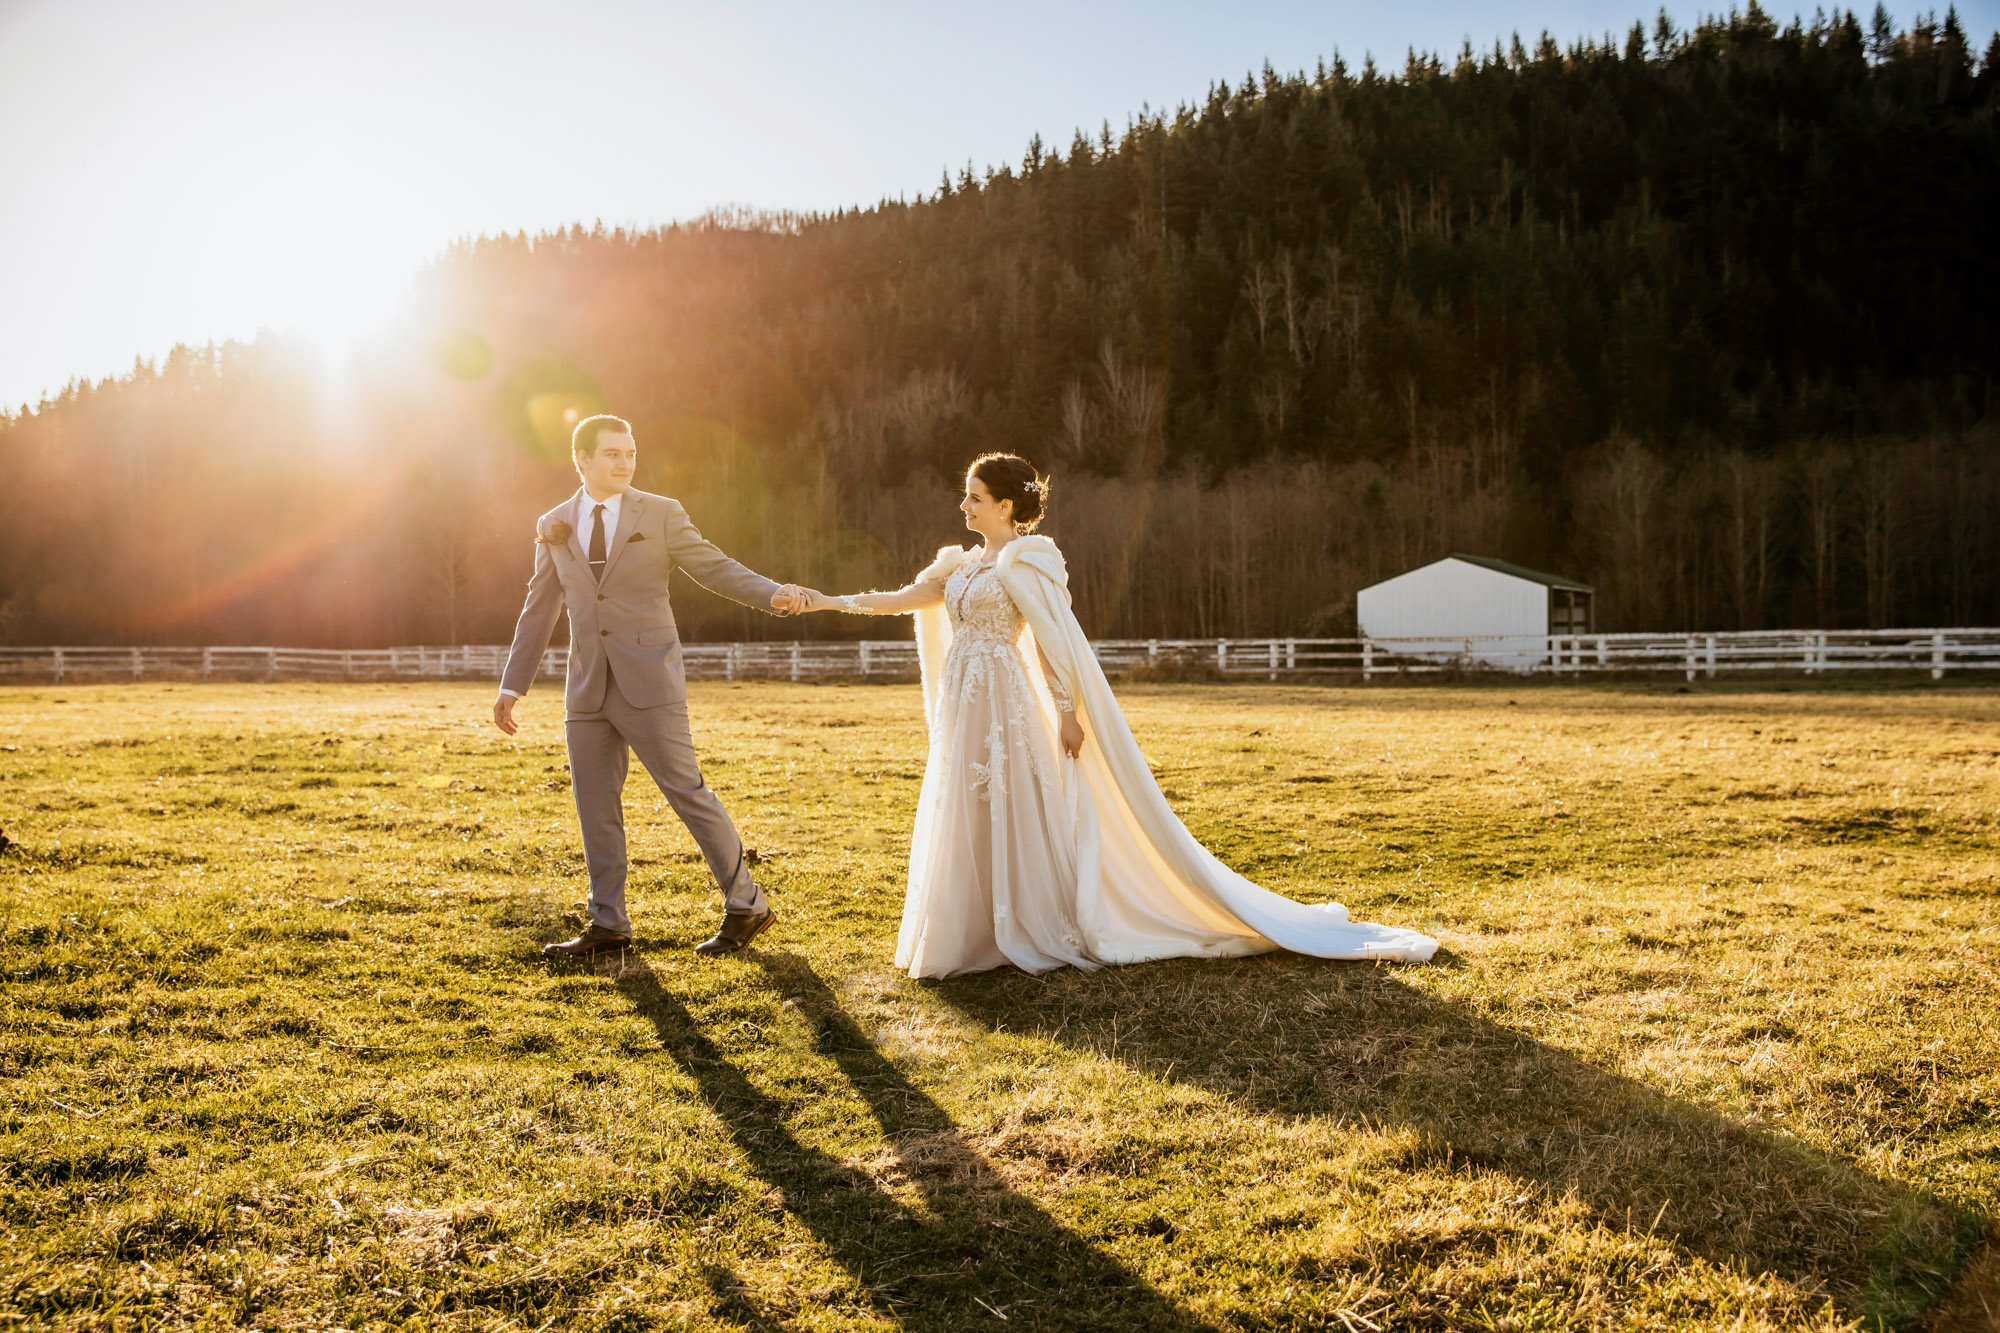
left=1022, top=480, right=1043, bottom=493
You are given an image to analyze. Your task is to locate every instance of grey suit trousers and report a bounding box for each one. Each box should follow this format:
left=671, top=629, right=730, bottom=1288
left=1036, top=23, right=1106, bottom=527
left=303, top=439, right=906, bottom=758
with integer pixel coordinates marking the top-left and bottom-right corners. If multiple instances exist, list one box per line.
left=566, top=668, right=766, bottom=935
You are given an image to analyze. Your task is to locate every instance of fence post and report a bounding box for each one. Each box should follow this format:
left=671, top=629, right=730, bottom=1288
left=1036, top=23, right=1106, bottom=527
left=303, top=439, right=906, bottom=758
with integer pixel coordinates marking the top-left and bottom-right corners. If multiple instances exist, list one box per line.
left=1705, top=634, right=1717, bottom=679
left=1267, top=641, right=1278, bottom=680
left=1217, top=640, right=1228, bottom=672
left=859, top=642, right=872, bottom=677
left=1597, top=636, right=1608, bottom=668
left=1932, top=631, right=1946, bottom=680
left=1685, top=636, right=1696, bottom=682
left=1286, top=638, right=1296, bottom=670
left=202, top=646, right=213, bottom=683
left=267, top=648, right=278, bottom=682
left=1361, top=639, right=1373, bottom=681
left=131, top=646, right=143, bottom=681
left=726, top=643, right=739, bottom=682
left=790, top=642, right=801, bottom=683
left=1148, top=639, right=1159, bottom=665
left=344, top=649, right=354, bottom=680
left=52, top=647, right=64, bottom=683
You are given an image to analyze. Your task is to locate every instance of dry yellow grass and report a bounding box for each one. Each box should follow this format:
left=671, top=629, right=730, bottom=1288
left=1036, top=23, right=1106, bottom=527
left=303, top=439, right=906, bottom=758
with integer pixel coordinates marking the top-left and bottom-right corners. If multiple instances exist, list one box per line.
left=0, top=679, right=1994, bottom=1330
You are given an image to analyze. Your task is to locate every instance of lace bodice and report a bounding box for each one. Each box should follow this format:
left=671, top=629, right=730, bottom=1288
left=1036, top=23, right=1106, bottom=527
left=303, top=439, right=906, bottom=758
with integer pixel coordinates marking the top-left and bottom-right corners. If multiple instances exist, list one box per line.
left=944, top=558, right=1022, bottom=646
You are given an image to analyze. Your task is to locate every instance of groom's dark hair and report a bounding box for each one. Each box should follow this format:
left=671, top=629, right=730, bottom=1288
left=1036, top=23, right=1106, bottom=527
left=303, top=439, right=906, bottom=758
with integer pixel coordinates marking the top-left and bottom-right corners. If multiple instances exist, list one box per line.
left=571, top=414, right=633, bottom=465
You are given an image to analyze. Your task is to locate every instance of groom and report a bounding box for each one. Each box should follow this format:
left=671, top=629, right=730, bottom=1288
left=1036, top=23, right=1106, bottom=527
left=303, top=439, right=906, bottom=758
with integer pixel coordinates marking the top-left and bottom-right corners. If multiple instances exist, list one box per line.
left=493, top=414, right=801, bottom=958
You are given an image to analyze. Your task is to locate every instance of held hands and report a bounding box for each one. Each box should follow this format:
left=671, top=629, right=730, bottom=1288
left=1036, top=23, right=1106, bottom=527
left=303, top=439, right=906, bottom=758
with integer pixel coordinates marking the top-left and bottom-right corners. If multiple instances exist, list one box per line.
left=771, top=585, right=833, bottom=615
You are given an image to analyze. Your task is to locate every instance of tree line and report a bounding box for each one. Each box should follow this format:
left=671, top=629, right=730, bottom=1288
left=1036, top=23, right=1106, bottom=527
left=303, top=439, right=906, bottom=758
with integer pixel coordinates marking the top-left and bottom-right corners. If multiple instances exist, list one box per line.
left=2, top=4, right=1995, bottom=647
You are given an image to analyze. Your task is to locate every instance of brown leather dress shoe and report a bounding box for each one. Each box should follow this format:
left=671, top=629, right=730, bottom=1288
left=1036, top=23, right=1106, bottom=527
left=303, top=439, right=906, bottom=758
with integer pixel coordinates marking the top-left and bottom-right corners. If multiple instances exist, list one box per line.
left=694, top=906, right=776, bottom=956
left=542, top=923, right=634, bottom=958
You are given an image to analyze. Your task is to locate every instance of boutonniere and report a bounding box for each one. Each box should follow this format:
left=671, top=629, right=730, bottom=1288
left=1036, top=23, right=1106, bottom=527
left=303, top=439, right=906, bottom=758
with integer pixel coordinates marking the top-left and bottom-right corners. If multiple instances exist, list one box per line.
left=539, top=520, right=573, bottom=545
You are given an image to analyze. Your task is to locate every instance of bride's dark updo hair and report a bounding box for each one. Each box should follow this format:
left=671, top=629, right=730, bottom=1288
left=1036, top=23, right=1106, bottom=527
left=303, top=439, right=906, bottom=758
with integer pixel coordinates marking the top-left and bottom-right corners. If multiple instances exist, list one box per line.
left=969, top=453, right=1050, bottom=532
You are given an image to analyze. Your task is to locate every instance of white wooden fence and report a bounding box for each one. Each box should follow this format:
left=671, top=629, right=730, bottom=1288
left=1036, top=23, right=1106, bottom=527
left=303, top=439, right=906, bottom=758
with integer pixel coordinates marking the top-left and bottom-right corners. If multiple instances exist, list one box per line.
left=2, top=629, right=1997, bottom=684
left=0, top=642, right=922, bottom=684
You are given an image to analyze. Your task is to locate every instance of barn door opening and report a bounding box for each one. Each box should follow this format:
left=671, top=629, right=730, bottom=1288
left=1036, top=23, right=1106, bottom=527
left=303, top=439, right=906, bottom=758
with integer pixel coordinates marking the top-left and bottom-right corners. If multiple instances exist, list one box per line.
left=1550, top=589, right=1593, bottom=635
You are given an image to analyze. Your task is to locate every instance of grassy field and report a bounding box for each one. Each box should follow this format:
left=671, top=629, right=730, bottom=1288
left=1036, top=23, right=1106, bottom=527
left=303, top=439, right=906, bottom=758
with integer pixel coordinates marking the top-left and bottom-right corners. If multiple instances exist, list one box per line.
left=1, top=679, right=1996, bottom=1332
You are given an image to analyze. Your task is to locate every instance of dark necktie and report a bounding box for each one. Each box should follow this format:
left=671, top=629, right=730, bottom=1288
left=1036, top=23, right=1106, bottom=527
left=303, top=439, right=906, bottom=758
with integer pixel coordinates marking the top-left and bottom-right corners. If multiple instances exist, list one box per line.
left=588, top=502, right=608, bottom=581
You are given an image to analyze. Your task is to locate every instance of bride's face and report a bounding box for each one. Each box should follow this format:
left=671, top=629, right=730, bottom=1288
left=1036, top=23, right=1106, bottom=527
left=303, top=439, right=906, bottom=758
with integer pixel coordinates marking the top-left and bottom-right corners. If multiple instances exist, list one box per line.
left=960, top=475, right=1014, bottom=537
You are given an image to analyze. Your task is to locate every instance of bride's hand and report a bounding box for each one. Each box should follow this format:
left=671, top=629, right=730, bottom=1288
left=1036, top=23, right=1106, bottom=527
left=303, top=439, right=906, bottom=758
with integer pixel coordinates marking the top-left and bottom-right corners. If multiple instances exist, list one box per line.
left=797, top=588, right=826, bottom=612
left=1059, top=712, right=1084, bottom=758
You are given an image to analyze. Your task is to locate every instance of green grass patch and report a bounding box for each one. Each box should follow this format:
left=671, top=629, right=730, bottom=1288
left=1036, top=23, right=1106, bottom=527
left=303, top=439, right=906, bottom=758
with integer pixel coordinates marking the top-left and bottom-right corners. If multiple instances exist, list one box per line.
left=0, top=680, right=1994, bottom=1329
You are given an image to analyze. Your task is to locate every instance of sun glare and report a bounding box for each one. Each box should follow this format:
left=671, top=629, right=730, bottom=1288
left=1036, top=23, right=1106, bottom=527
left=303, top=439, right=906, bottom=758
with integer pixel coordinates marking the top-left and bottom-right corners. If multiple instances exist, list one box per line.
left=288, top=260, right=413, bottom=371
left=260, top=219, right=422, bottom=379
left=173, top=114, right=432, bottom=378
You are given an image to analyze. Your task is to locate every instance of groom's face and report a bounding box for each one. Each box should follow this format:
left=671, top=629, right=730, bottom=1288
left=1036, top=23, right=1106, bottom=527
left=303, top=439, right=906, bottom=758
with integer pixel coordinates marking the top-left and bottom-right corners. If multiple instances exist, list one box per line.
left=579, top=431, right=637, bottom=497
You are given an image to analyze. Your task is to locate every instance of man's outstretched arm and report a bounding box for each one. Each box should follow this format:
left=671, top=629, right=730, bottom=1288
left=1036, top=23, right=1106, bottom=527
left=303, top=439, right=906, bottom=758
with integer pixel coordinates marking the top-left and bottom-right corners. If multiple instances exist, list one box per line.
left=661, top=499, right=792, bottom=613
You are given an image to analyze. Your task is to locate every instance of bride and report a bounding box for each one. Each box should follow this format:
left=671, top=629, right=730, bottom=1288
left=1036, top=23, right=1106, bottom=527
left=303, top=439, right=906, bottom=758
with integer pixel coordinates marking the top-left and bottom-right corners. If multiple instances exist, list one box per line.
left=797, top=453, right=1438, bottom=978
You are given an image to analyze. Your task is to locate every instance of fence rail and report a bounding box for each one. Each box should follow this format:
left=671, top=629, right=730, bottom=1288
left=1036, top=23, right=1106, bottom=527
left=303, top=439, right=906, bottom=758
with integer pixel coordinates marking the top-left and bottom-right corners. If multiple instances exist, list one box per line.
left=3, top=629, right=1997, bottom=685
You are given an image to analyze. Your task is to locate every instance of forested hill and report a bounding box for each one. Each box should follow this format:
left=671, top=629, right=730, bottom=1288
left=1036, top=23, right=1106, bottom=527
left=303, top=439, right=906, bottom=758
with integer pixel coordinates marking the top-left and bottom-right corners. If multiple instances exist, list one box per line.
left=5, top=6, right=1999, bottom=648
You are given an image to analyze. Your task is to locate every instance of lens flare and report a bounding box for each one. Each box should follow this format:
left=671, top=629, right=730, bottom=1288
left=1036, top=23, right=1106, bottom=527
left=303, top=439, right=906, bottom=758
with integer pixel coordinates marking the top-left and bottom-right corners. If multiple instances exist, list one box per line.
left=434, top=329, right=493, bottom=381
left=500, top=360, right=607, bottom=462
left=141, top=479, right=396, bottom=631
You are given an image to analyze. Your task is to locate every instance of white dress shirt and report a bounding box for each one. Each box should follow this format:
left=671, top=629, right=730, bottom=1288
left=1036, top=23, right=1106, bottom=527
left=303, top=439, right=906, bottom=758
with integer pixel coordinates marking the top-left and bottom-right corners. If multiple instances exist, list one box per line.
left=498, top=488, right=624, bottom=701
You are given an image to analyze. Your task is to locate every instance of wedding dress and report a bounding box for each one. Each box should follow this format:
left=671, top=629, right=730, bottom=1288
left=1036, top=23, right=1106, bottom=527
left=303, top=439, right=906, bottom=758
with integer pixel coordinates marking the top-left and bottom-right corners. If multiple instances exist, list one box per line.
left=889, top=537, right=1439, bottom=979
left=898, top=551, right=1098, bottom=977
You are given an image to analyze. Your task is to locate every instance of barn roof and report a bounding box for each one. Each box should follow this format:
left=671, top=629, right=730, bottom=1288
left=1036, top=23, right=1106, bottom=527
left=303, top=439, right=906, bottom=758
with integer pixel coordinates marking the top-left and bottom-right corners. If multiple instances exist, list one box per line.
left=1446, top=554, right=1593, bottom=591
left=1362, top=554, right=1593, bottom=593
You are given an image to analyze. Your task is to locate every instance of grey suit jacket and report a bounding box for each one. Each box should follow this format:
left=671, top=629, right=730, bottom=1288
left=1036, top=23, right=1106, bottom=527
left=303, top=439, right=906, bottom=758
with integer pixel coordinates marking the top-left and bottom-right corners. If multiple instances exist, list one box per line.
left=500, top=488, right=781, bottom=713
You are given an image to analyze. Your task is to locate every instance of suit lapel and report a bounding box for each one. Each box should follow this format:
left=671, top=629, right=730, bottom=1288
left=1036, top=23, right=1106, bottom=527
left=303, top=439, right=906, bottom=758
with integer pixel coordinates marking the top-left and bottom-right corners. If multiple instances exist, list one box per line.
left=559, top=491, right=591, bottom=572
left=599, top=491, right=645, bottom=584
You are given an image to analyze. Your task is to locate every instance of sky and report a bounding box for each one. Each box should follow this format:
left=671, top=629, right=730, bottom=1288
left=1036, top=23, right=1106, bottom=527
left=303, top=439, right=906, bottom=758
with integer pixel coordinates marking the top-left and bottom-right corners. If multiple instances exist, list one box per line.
left=3, top=0, right=1996, bottom=413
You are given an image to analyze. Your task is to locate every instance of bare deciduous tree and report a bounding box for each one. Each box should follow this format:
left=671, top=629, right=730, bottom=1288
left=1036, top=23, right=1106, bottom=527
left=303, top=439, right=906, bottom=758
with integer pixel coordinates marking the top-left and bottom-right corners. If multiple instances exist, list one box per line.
left=1718, top=449, right=1778, bottom=630
left=1856, top=445, right=1904, bottom=628
left=1796, top=443, right=1848, bottom=628
left=1575, top=432, right=1668, bottom=629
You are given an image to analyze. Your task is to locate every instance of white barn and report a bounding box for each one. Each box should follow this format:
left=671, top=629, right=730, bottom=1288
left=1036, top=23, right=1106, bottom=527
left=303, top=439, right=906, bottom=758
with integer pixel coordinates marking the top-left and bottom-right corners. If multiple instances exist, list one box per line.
left=1356, top=554, right=1595, bottom=670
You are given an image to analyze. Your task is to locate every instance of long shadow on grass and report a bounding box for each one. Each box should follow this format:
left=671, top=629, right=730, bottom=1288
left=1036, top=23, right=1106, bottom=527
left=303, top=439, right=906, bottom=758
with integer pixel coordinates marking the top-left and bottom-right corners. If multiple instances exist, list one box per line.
left=931, top=953, right=1985, bottom=1329
left=612, top=954, right=1211, bottom=1332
